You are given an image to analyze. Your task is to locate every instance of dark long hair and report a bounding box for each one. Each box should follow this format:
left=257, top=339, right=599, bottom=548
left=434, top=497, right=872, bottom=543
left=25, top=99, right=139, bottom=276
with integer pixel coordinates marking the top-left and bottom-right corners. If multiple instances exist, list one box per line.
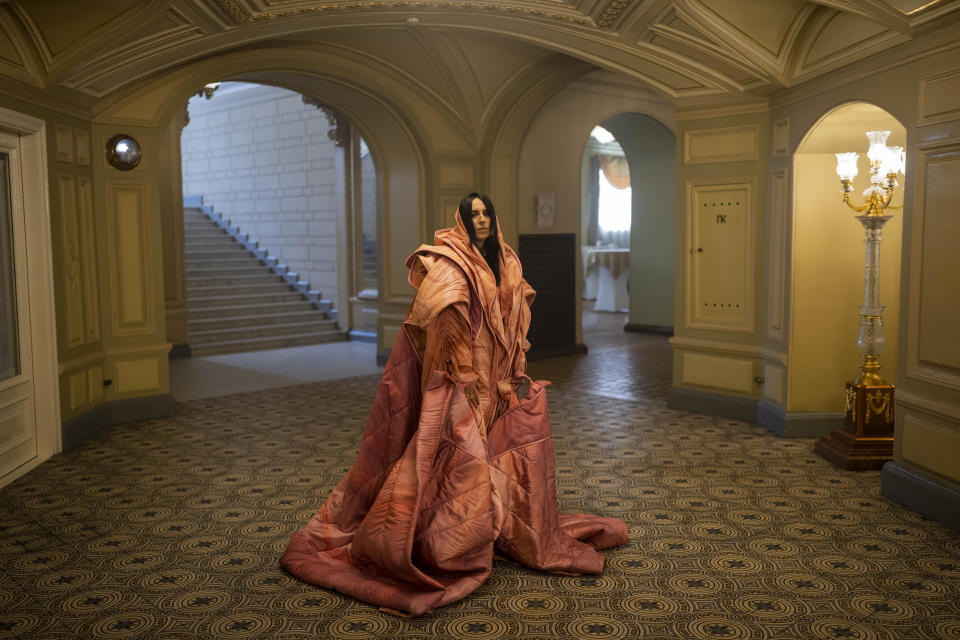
left=458, top=192, right=501, bottom=285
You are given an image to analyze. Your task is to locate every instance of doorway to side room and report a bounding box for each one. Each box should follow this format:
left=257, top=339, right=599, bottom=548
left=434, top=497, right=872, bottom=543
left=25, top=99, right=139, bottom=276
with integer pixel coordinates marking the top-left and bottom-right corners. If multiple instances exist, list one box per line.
left=579, top=113, right=675, bottom=350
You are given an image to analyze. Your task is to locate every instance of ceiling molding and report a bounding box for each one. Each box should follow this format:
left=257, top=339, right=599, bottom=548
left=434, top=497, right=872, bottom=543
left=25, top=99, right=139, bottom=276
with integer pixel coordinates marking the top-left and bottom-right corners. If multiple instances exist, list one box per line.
left=0, top=7, right=43, bottom=86
left=212, top=0, right=593, bottom=27
left=0, top=0, right=956, bottom=115
left=769, top=20, right=960, bottom=109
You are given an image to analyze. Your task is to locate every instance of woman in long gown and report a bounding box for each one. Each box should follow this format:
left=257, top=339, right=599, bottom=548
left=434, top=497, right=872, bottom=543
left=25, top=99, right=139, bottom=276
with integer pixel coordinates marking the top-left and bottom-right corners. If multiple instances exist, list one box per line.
left=280, top=192, right=628, bottom=616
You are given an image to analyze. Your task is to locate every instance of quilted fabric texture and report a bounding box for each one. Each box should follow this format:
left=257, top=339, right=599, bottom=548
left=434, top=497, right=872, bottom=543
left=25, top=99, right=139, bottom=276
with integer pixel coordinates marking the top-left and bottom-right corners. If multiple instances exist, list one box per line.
left=280, top=328, right=627, bottom=615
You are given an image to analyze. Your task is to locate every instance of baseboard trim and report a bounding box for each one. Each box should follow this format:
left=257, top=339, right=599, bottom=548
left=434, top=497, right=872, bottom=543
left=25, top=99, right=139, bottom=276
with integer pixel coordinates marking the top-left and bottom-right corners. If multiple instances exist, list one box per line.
left=667, top=386, right=758, bottom=422
left=61, top=394, right=176, bottom=450
left=757, top=401, right=843, bottom=438
left=624, top=323, right=673, bottom=336
left=882, top=460, right=960, bottom=532
left=526, top=343, right=588, bottom=361
left=169, top=344, right=192, bottom=359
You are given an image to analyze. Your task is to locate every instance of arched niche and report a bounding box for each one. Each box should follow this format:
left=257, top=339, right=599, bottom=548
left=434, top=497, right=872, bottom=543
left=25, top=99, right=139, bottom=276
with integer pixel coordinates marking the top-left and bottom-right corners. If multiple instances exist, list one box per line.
left=789, top=102, right=905, bottom=413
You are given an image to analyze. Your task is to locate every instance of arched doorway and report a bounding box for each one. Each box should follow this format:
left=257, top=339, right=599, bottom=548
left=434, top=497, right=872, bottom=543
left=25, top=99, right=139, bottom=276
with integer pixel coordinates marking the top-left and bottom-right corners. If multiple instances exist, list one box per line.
left=579, top=113, right=675, bottom=348
left=581, top=123, right=631, bottom=337
left=169, top=81, right=380, bottom=357
left=787, top=102, right=905, bottom=437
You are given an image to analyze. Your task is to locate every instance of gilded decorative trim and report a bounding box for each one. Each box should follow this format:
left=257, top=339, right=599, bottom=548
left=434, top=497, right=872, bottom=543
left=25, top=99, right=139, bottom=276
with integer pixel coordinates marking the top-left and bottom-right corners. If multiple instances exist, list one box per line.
left=596, top=0, right=631, bottom=29
left=213, top=0, right=590, bottom=26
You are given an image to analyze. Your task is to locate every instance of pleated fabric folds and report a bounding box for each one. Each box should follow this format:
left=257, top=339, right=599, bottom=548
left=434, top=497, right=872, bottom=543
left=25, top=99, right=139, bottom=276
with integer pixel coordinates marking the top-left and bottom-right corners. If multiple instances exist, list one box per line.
left=280, top=327, right=628, bottom=616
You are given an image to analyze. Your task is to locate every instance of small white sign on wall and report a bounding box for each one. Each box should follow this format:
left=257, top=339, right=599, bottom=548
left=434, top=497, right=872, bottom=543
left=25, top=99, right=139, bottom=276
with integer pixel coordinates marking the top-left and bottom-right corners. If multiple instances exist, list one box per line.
left=536, top=192, right=555, bottom=229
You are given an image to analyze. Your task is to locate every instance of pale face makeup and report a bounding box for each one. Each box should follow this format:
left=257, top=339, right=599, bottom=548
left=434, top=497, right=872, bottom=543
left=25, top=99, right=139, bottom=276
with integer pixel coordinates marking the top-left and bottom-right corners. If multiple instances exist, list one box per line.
left=471, top=197, right=491, bottom=243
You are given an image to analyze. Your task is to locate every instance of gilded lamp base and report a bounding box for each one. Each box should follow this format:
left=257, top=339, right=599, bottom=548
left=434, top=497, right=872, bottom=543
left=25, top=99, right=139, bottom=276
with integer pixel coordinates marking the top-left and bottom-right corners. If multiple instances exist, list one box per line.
left=814, top=381, right=894, bottom=471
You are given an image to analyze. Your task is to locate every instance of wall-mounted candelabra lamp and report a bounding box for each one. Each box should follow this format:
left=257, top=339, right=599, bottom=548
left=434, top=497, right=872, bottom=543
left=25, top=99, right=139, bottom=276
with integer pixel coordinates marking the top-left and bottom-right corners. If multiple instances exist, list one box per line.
left=815, top=130, right=905, bottom=470
left=105, top=134, right=142, bottom=171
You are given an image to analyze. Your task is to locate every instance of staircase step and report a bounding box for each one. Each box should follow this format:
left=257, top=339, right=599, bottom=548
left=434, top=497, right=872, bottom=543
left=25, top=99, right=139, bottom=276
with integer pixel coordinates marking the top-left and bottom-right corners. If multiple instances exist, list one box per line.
left=190, top=319, right=337, bottom=343
left=186, top=282, right=294, bottom=298
left=185, top=248, right=254, bottom=257
left=189, top=330, right=345, bottom=356
left=187, top=300, right=316, bottom=321
left=186, top=258, right=268, bottom=269
left=189, top=310, right=329, bottom=331
left=187, top=291, right=305, bottom=308
left=186, top=273, right=284, bottom=286
left=183, top=231, right=232, bottom=239
left=186, top=265, right=273, bottom=275
left=185, top=240, right=243, bottom=250
left=181, top=205, right=344, bottom=355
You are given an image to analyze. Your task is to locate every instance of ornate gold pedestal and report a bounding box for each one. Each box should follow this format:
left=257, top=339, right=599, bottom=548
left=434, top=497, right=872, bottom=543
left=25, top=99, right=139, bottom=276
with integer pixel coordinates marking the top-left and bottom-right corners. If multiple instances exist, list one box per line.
left=815, top=380, right=894, bottom=471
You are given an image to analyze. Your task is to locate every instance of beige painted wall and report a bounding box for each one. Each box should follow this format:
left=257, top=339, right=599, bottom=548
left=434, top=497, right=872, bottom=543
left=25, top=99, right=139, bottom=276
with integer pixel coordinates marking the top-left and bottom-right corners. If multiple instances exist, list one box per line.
left=789, top=152, right=902, bottom=412
left=771, top=44, right=960, bottom=485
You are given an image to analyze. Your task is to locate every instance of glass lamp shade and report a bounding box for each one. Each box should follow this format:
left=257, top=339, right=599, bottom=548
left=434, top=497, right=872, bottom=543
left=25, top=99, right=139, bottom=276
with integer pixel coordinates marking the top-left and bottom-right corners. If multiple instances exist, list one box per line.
left=866, top=130, right=891, bottom=165
left=836, top=152, right=859, bottom=180
left=882, top=146, right=905, bottom=176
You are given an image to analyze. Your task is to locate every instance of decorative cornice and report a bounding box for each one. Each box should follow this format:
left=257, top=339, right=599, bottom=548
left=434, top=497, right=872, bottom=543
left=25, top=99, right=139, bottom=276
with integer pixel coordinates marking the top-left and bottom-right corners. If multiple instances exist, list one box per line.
left=212, top=0, right=591, bottom=26
left=302, top=94, right=348, bottom=146
left=596, top=0, right=631, bottom=29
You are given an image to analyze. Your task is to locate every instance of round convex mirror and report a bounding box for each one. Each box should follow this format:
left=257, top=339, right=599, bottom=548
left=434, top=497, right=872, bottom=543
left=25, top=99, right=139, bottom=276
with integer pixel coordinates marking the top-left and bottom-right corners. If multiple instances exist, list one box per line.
left=105, top=134, right=142, bottom=170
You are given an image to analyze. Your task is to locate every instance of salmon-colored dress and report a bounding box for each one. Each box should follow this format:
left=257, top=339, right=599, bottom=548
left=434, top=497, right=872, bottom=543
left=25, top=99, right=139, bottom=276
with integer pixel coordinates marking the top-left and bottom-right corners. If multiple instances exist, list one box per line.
left=280, top=213, right=628, bottom=616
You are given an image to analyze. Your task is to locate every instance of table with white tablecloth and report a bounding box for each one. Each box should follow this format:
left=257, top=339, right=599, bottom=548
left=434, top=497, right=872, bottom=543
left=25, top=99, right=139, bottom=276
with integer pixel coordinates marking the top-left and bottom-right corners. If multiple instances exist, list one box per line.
left=582, top=247, right=629, bottom=312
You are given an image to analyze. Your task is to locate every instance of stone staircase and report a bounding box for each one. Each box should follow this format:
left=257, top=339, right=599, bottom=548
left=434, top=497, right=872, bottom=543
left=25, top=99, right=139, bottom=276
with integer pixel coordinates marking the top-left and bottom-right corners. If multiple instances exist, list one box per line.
left=184, top=206, right=344, bottom=356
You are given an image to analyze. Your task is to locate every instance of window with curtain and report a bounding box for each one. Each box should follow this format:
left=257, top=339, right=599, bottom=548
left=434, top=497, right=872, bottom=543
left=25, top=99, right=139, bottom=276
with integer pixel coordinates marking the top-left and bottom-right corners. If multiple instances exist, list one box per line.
left=598, top=164, right=631, bottom=232
left=584, top=127, right=631, bottom=248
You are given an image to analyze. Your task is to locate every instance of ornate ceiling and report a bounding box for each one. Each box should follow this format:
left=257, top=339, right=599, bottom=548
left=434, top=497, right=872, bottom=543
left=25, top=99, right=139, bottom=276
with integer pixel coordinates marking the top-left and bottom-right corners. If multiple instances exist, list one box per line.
left=0, top=0, right=957, bottom=114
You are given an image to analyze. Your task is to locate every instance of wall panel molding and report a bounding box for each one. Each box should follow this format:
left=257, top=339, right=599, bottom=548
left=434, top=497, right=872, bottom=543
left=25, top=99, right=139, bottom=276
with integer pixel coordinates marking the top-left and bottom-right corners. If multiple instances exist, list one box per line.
left=918, top=68, right=960, bottom=127
left=683, top=125, right=758, bottom=164
left=766, top=169, right=787, bottom=341
left=905, top=138, right=960, bottom=391
left=54, top=124, right=74, bottom=163
left=680, top=351, right=755, bottom=394
left=76, top=177, right=100, bottom=344
left=772, top=119, right=789, bottom=158
left=74, top=130, right=91, bottom=166
left=113, top=358, right=161, bottom=395
left=57, top=174, right=85, bottom=348
left=105, top=181, right=156, bottom=337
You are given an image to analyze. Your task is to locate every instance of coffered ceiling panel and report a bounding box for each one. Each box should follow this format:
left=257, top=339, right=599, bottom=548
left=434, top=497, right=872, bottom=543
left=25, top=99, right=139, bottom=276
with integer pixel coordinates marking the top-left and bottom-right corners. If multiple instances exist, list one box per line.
left=0, top=0, right=956, bottom=116
left=61, top=7, right=205, bottom=96
left=295, top=29, right=460, bottom=107
left=18, top=0, right=142, bottom=56
left=698, top=0, right=809, bottom=57
left=0, top=23, right=23, bottom=66
left=803, top=11, right=890, bottom=65
left=443, top=30, right=553, bottom=108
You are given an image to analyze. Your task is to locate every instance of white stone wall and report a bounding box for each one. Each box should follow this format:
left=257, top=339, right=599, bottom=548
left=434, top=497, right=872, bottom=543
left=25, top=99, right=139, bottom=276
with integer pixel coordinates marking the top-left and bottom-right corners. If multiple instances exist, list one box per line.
left=181, top=82, right=340, bottom=304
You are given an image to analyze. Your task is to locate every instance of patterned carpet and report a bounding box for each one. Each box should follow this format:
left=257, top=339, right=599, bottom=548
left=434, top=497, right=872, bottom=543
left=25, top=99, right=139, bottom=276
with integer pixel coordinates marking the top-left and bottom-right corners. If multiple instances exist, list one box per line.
left=1, top=329, right=959, bottom=639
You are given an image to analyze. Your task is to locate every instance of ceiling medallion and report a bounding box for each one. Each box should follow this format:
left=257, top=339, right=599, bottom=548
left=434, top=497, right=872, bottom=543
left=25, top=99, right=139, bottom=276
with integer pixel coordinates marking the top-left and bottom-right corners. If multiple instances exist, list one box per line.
left=213, top=0, right=589, bottom=26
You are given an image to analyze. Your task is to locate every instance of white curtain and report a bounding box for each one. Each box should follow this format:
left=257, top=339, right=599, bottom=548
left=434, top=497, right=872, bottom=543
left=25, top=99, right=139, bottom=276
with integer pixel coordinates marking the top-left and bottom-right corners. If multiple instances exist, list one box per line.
left=598, top=168, right=631, bottom=233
